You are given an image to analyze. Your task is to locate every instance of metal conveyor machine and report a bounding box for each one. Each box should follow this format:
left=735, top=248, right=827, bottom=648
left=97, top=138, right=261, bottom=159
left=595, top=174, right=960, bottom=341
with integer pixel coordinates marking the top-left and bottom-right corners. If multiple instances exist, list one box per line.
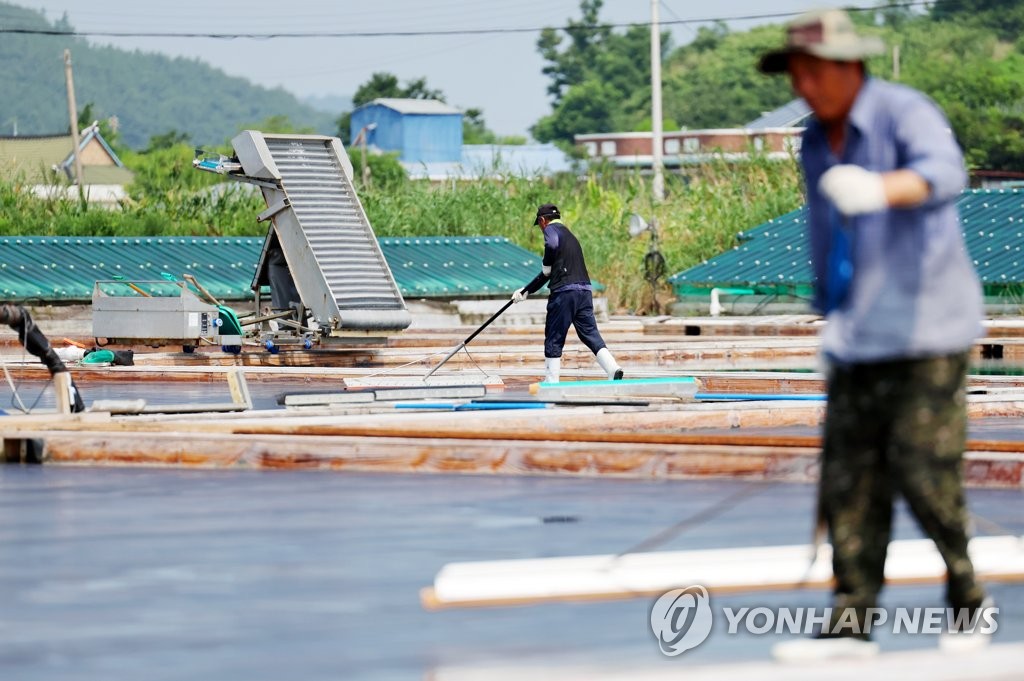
left=200, top=131, right=411, bottom=342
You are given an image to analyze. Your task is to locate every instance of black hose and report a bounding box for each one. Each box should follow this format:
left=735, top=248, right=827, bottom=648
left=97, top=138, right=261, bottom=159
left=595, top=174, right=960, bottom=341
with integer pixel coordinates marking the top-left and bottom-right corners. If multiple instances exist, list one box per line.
left=1, top=304, right=85, bottom=412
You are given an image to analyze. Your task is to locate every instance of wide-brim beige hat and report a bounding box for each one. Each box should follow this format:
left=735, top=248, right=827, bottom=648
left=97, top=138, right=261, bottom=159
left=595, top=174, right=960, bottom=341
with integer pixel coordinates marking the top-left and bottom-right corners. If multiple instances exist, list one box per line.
left=759, top=8, right=885, bottom=74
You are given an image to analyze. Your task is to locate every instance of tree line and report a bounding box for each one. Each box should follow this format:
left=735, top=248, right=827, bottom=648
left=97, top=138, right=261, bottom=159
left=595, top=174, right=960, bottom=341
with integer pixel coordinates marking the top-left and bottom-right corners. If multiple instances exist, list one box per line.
left=532, top=0, right=1024, bottom=171
left=3, top=0, right=1022, bottom=170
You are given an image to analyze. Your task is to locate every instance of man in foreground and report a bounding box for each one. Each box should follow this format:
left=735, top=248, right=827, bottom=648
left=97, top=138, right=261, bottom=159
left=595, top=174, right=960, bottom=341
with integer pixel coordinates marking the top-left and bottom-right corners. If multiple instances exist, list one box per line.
left=758, top=8, right=993, bottom=660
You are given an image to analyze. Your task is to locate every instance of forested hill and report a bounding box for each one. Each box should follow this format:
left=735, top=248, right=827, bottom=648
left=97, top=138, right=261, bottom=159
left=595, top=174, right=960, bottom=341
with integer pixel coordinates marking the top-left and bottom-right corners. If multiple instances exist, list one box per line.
left=0, top=2, right=337, bottom=149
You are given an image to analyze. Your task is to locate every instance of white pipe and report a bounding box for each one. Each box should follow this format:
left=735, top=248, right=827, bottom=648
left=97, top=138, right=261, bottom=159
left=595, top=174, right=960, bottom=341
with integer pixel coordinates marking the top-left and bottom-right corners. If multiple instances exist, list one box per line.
left=709, top=288, right=724, bottom=317
left=650, top=0, right=664, bottom=202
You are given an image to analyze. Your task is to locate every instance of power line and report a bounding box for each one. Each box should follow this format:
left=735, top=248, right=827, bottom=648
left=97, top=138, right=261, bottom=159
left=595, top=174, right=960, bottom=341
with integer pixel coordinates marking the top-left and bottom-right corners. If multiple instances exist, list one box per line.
left=0, top=2, right=932, bottom=40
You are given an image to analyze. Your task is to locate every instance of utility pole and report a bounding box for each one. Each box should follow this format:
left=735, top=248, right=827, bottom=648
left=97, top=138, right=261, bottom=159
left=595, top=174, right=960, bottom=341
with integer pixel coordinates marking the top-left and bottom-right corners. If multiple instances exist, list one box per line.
left=63, top=49, right=84, bottom=188
left=650, top=0, right=665, bottom=202
left=353, top=123, right=376, bottom=187
left=361, top=129, right=370, bottom=187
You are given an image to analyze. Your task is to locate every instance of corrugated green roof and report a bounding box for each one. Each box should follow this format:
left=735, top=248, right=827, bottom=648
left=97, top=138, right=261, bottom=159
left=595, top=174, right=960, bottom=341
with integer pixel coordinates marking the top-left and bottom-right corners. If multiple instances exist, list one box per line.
left=670, top=188, right=1024, bottom=296
left=0, top=235, right=543, bottom=302
left=0, top=236, right=264, bottom=301
left=380, top=236, right=540, bottom=297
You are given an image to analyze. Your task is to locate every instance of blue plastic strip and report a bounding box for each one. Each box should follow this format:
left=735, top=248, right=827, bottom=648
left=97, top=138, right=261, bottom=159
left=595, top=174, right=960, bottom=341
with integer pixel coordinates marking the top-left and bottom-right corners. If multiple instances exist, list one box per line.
left=454, top=402, right=547, bottom=411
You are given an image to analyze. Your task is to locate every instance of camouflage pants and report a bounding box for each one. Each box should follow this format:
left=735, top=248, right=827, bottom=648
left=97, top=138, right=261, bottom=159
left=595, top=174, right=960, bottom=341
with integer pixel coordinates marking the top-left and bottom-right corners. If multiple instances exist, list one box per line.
left=821, top=351, right=985, bottom=634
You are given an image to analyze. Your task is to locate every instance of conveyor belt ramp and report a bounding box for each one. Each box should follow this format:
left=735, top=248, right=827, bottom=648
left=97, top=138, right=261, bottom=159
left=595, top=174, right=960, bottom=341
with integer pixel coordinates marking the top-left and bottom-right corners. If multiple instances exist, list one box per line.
left=232, top=130, right=411, bottom=335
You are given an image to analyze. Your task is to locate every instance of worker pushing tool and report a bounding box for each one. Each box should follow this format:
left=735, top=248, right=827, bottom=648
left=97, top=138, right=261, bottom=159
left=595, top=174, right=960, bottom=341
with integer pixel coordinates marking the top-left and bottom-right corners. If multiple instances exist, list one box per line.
left=511, top=203, right=624, bottom=384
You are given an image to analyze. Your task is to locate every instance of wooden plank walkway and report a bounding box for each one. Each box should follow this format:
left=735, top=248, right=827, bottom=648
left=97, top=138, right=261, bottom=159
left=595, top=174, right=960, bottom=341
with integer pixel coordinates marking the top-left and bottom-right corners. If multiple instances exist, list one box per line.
left=3, top=313, right=1024, bottom=488
left=2, top=397, right=1022, bottom=486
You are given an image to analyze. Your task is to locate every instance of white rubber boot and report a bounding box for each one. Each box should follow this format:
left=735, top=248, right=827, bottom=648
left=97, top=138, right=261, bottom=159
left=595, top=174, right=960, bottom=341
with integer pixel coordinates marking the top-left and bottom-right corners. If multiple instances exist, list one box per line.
left=596, top=347, right=623, bottom=380
left=544, top=357, right=561, bottom=384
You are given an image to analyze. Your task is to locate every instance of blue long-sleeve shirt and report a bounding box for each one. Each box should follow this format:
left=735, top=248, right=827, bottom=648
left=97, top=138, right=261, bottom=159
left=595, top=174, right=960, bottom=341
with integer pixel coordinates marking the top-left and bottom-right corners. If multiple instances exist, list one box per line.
left=801, top=77, right=983, bottom=363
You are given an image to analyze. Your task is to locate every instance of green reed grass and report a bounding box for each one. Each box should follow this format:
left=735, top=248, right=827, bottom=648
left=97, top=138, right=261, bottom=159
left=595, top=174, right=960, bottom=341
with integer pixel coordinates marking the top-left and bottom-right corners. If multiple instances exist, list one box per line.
left=357, top=155, right=803, bottom=312
left=1, top=145, right=803, bottom=313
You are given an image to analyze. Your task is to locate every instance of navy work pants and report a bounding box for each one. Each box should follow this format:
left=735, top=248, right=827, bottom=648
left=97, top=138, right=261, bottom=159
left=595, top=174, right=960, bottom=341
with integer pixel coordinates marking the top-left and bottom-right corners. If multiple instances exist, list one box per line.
left=544, top=288, right=606, bottom=359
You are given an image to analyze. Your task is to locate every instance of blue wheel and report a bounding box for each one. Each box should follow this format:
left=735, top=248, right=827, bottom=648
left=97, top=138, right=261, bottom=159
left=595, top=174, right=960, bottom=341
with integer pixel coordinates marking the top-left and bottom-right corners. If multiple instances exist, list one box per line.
left=222, top=345, right=242, bottom=355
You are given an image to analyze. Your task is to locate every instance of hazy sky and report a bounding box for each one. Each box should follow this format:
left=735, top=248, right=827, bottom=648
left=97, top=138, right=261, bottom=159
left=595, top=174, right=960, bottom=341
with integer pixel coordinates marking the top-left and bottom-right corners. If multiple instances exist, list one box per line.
left=20, top=0, right=832, bottom=137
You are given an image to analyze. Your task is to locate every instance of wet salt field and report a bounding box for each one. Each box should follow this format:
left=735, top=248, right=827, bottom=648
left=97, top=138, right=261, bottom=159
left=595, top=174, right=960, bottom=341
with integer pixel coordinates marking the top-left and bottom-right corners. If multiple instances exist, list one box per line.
left=1, top=468, right=1021, bottom=681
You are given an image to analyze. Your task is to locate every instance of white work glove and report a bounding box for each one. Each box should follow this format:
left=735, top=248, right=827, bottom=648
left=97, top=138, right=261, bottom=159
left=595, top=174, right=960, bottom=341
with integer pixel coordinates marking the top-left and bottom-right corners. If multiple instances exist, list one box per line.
left=511, top=288, right=529, bottom=304
left=818, top=164, right=888, bottom=216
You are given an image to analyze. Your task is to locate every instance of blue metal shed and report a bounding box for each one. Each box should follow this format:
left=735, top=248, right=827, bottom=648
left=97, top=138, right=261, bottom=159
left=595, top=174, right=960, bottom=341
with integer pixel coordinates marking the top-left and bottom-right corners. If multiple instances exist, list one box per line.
left=350, top=98, right=463, bottom=164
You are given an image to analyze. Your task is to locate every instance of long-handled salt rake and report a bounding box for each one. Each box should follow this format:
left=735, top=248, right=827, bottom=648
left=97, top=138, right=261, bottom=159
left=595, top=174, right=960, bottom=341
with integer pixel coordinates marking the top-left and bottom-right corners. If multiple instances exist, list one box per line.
left=423, top=299, right=514, bottom=380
